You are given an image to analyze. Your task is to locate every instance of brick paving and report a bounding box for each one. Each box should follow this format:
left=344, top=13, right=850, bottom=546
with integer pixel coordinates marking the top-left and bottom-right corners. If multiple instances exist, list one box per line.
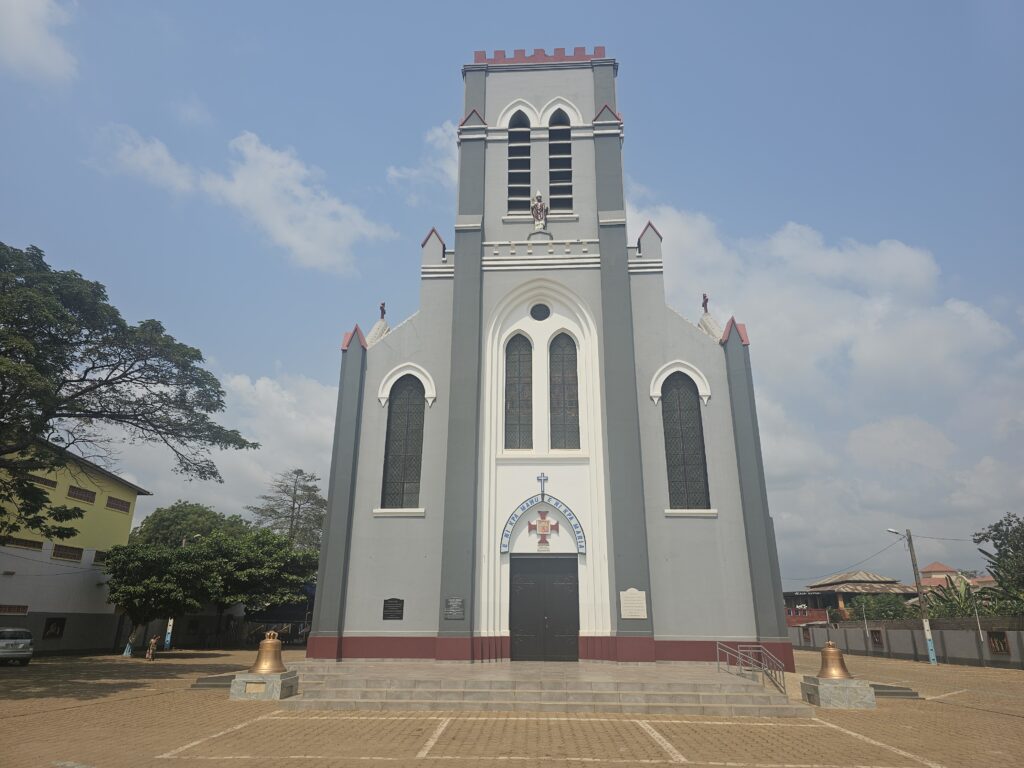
left=1, top=649, right=1022, bottom=767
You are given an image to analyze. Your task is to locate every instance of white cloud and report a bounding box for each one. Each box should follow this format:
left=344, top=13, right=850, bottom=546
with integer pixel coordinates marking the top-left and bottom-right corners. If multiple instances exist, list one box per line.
left=98, top=125, right=196, bottom=193
left=172, top=95, right=213, bottom=127
left=200, top=132, right=396, bottom=273
left=847, top=417, right=954, bottom=472
left=386, top=121, right=458, bottom=204
left=120, top=372, right=336, bottom=523
left=629, top=200, right=1022, bottom=584
left=98, top=127, right=395, bottom=273
left=0, top=0, right=76, bottom=83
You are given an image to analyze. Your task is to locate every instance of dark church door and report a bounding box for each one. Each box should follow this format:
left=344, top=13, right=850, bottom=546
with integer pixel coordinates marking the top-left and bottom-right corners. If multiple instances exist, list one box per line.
left=510, top=556, right=579, bottom=661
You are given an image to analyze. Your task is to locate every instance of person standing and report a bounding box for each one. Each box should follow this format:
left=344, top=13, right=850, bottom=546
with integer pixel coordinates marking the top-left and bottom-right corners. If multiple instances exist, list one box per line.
left=146, top=635, right=159, bottom=661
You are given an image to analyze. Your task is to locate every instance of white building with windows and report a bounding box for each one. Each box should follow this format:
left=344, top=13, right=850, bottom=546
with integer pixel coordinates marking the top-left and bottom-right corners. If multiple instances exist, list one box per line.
left=308, top=47, right=791, bottom=667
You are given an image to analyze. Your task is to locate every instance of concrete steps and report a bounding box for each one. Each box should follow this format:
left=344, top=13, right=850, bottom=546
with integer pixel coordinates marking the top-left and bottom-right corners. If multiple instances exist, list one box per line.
left=190, top=673, right=236, bottom=690
left=281, top=670, right=811, bottom=717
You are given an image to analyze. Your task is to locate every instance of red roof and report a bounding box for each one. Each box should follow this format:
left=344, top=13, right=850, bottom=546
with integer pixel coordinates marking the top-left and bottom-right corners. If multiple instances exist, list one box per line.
left=920, top=561, right=957, bottom=573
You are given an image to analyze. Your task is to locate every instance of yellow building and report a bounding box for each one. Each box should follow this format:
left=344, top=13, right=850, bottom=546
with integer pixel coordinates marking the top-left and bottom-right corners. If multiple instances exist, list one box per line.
left=0, top=453, right=151, bottom=653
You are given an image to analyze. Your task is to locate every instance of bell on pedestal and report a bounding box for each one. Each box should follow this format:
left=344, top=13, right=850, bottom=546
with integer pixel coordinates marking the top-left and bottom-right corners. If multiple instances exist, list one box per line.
left=817, top=640, right=853, bottom=679
left=249, top=630, right=286, bottom=674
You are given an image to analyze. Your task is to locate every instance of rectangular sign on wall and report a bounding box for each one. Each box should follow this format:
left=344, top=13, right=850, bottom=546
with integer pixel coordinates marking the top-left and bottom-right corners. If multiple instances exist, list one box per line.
left=619, top=588, right=648, bottom=620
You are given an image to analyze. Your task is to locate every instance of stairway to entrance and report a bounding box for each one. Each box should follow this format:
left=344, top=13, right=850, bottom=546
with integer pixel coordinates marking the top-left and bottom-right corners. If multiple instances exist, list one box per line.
left=280, top=661, right=811, bottom=717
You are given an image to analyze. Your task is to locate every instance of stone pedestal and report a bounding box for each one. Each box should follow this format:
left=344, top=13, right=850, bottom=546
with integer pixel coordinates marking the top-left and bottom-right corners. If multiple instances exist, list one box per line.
left=801, top=676, right=876, bottom=709
left=229, top=670, right=299, bottom=700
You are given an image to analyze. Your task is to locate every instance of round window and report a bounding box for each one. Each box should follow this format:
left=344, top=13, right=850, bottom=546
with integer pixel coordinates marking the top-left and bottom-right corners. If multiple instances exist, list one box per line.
left=530, top=304, right=551, bottom=321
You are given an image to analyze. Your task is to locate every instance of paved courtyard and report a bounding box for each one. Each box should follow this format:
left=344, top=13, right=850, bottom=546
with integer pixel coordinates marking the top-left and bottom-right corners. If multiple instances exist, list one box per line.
left=1, top=649, right=1022, bottom=768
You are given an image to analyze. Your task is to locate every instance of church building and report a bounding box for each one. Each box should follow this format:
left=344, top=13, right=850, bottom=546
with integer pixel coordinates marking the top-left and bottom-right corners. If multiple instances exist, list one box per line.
left=308, top=47, right=792, bottom=669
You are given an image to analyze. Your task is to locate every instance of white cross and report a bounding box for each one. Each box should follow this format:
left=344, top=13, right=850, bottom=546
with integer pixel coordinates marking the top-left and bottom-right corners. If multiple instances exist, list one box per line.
left=537, top=472, right=549, bottom=499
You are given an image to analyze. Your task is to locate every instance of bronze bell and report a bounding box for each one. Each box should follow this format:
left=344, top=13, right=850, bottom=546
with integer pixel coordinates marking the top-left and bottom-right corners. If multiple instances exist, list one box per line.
left=249, top=630, right=287, bottom=674
left=817, top=640, right=853, bottom=679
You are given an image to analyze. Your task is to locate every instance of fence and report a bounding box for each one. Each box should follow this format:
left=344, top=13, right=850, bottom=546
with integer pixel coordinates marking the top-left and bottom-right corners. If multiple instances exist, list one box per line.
left=789, top=620, right=1024, bottom=669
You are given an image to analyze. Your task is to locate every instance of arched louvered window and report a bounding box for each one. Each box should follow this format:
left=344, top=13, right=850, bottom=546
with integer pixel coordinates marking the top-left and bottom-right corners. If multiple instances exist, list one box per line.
left=505, top=334, right=533, bottom=449
left=548, top=109, right=572, bottom=211
left=661, top=372, right=710, bottom=509
left=508, top=111, right=531, bottom=212
left=381, top=375, right=425, bottom=508
left=549, top=333, right=580, bottom=449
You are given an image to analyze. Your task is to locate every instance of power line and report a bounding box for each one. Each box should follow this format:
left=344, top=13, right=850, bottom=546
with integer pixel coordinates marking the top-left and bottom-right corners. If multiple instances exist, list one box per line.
left=915, top=535, right=975, bottom=542
left=782, top=539, right=903, bottom=583
left=1, top=547, right=100, bottom=571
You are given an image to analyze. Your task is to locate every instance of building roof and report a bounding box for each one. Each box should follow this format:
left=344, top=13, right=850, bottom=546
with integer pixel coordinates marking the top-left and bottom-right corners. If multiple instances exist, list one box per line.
left=920, top=561, right=957, bottom=573
left=55, top=448, right=152, bottom=496
left=807, top=570, right=900, bottom=589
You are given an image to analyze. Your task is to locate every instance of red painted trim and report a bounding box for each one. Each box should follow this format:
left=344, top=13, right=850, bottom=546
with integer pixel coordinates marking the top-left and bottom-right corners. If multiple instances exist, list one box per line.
left=341, top=324, right=367, bottom=351
left=312, top=634, right=794, bottom=671
left=420, top=227, right=447, bottom=250
left=459, top=109, right=486, bottom=128
left=435, top=636, right=474, bottom=660
left=306, top=635, right=343, bottom=660
left=720, top=316, right=751, bottom=346
left=339, top=636, right=437, bottom=659
left=473, top=47, right=606, bottom=65
left=593, top=104, right=623, bottom=123
left=638, top=220, right=662, bottom=245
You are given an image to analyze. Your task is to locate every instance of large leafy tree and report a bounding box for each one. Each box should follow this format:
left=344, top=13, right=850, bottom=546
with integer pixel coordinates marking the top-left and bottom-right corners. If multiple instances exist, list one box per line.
left=974, top=512, right=1024, bottom=602
left=844, top=593, right=914, bottom=621
left=105, top=528, right=317, bottom=646
left=103, top=542, right=209, bottom=649
left=245, top=468, right=326, bottom=550
left=130, top=500, right=251, bottom=547
left=0, top=243, right=258, bottom=539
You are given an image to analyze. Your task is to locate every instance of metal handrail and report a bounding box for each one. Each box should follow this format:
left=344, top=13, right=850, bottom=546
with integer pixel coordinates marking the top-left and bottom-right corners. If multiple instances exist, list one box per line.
left=716, top=642, right=787, bottom=695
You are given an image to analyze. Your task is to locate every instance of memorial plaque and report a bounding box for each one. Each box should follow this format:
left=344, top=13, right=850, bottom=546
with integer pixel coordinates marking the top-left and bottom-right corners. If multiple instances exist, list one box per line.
left=443, top=597, right=465, bottom=620
left=619, top=588, right=648, bottom=620
left=382, top=598, right=404, bottom=620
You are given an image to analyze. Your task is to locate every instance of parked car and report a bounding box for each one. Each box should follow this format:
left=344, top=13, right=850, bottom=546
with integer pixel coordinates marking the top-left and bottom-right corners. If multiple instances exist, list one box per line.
left=0, top=628, right=33, bottom=665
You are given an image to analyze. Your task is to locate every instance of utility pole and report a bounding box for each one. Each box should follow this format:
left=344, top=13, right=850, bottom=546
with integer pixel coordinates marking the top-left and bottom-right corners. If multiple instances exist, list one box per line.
left=905, top=528, right=938, bottom=665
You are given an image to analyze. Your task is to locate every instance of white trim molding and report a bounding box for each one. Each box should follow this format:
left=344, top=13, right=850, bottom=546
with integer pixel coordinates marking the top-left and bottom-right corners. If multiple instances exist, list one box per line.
left=378, top=363, right=437, bottom=407
left=664, top=509, right=718, bottom=518
left=373, top=508, right=426, bottom=518
left=538, top=97, right=584, bottom=127
left=650, top=360, right=711, bottom=405
left=495, top=98, right=541, bottom=128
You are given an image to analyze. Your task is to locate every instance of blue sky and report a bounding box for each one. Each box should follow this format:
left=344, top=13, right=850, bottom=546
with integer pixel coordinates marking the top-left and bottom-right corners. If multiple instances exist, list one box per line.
left=2, top=1, right=1022, bottom=586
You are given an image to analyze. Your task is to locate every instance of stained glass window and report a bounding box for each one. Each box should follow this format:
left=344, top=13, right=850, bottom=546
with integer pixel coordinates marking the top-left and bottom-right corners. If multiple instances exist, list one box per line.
left=549, top=333, right=580, bottom=449
left=661, top=372, right=710, bottom=509
left=505, top=334, right=533, bottom=449
left=381, top=375, right=426, bottom=508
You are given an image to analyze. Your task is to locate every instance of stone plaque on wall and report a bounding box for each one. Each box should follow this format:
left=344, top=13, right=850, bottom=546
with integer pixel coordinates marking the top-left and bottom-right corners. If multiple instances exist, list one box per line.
left=443, top=597, right=465, bottom=620
left=619, top=588, right=648, bottom=620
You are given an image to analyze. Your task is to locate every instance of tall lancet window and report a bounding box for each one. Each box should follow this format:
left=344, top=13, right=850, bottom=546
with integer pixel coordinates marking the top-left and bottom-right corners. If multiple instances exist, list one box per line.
left=505, top=334, right=533, bottom=449
left=549, top=333, right=580, bottom=449
left=381, top=375, right=426, bottom=508
left=507, top=111, right=531, bottom=212
left=548, top=109, right=572, bottom=211
left=661, top=373, right=710, bottom=509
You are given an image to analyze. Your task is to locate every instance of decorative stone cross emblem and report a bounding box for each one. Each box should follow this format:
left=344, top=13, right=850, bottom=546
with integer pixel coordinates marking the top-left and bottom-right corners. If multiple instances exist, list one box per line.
left=528, top=509, right=559, bottom=551
left=537, top=472, right=549, bottom=499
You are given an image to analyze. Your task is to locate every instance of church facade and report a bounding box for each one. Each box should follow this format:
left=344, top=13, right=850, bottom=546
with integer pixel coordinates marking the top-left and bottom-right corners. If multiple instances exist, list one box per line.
left=308, top=47, right=792, bottom=668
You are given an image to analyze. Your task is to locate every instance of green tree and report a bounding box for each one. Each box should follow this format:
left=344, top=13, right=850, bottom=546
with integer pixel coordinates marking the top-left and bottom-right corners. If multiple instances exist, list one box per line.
left=974, top=512, right=1024, bottom=602
left=130, top=500, right=251, bottom=547
left=846, top=593, right=914, bottom=620
left=0, top=243, right=258, bottom=540
left=927, top=575, right=981, bottom=619
left=103, top=542, right=208, bottom=652
left=245, top=468, right=326, bottom=550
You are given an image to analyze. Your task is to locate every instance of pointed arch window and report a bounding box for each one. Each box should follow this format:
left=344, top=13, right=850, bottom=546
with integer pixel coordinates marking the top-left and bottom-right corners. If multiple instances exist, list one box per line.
left=505, top=334, right=533, bottom=449
left=381, top=375, right=425, bottom=508
left=661, top=372, right=710, bottom=509
left=508, top=111, right=531, bottom=212
left=549, top=333, right=580, bottom=449
left=548, top=109, right=572, bottom=211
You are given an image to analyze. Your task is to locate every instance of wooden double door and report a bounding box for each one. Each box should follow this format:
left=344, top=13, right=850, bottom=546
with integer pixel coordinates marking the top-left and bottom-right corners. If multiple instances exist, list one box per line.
left=509, top=556, right=579, bottom=661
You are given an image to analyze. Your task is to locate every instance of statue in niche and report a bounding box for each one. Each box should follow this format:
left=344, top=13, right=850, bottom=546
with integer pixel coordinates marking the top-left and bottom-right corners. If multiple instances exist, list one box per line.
left=531, top=191, right=549, bottom=231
